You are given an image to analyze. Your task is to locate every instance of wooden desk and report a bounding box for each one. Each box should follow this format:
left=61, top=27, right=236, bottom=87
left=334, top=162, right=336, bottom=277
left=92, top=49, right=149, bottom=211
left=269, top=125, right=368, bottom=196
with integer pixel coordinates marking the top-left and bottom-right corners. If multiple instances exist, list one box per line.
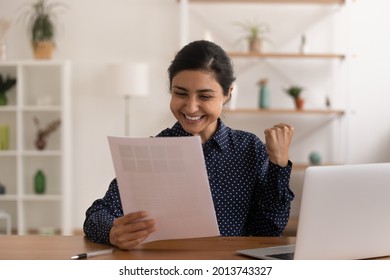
left=0, top=235, right=295, bottom=260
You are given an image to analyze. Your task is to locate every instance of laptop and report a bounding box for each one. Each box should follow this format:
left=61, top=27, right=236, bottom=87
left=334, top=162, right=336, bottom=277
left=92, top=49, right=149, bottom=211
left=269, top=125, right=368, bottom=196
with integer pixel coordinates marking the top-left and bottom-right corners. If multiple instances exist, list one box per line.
left=238, top=163, right=390, bottom=260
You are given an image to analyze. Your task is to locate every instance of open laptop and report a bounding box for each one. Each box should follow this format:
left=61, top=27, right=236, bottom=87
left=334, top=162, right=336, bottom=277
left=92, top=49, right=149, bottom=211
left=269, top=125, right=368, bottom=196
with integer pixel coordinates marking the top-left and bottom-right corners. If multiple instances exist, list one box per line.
left=238, top=163, right=390, bottom=260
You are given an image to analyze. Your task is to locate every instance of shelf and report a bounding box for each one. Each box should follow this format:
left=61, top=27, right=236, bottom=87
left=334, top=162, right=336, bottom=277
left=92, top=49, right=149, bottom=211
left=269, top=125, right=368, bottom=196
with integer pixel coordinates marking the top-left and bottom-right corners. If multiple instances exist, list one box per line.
left=22, top=194, right=62, bottom=201
left=184, top=0, right=345, bottom=4
left=0, top=60, right=72, bottom=235
left=180, top=0, right=349, bottom=231
left=228, top=52, right=345, bottom=60
left=22, top=150, right=62, bottom=157
left=0, top=195, right=18, bottom=201
left=0, top=151, right=18, bottom=156
left=22, top=106, right=62, bottom=112
left=0, top=60, right=67, bottom=66
left=0, top=106, right=17, bottom=112
left=223, top=108, right=345, bottom=116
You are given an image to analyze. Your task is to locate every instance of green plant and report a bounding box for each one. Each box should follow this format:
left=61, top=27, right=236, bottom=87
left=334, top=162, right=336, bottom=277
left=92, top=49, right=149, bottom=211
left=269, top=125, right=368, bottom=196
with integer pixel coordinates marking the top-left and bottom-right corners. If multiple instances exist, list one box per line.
left=284, top=86, right=303, bottom=99
left=0, top=74, right=16, bottom=93
left=0, top=74, right=16, bottom=105
left=22, top=0, right=64, bottom=44
left=235, top=19, right=270, bottom=42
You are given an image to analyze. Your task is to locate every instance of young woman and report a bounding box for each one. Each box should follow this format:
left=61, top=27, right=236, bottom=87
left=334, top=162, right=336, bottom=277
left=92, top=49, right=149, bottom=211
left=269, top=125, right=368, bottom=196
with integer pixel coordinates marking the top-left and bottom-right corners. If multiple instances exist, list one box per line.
left=83, top=40, right=295, bottom=250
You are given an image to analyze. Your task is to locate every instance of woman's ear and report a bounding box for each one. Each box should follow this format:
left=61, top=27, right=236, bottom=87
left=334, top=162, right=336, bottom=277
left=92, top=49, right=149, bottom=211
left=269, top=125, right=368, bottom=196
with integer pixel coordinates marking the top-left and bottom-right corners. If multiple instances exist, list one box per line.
left=224, top=86, right=233, bottom=105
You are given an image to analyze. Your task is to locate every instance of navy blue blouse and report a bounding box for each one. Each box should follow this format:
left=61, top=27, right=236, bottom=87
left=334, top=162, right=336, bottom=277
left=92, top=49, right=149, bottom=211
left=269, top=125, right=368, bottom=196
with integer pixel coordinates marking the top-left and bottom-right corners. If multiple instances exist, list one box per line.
left=83, top=119, right=294, bottom=244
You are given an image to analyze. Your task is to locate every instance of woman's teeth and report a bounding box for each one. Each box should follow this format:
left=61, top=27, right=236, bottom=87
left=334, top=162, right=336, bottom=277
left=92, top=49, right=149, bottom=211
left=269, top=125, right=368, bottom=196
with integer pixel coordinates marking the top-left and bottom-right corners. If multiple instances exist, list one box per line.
left=185, top=115, right=202, bottom=121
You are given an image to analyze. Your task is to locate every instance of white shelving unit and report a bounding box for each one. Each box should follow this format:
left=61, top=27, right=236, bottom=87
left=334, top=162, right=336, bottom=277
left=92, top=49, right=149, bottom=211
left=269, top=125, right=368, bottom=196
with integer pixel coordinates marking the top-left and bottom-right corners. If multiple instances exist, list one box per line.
left=0, top=60, right=72, bottom=235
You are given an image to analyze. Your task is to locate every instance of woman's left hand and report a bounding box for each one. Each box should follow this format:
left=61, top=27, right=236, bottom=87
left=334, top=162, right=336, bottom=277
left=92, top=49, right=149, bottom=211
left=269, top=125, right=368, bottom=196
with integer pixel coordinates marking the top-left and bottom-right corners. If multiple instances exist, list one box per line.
left=264, top=123, right=294, bottom=167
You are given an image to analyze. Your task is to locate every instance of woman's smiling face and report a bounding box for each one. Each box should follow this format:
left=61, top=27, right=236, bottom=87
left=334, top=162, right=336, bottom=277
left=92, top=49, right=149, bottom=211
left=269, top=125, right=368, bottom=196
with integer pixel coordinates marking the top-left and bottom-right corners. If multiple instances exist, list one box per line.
left=170, top=70, right=230, bottom=143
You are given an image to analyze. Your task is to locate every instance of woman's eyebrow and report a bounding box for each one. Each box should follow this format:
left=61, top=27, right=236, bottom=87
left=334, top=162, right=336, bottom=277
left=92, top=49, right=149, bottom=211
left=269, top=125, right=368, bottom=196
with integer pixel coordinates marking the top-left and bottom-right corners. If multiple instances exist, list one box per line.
left=172, top=86, right=216, bottom=94
left=197, top=88, right=216, bottom=94
left=172, top=85, right=187, bottom=91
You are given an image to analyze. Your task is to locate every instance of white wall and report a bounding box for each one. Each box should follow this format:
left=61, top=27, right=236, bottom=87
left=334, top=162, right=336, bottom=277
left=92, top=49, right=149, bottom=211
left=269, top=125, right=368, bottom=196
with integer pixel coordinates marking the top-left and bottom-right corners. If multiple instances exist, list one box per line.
left=347, top=0, right=390, bottom=163
left=1, top=0, right=390, bottom=231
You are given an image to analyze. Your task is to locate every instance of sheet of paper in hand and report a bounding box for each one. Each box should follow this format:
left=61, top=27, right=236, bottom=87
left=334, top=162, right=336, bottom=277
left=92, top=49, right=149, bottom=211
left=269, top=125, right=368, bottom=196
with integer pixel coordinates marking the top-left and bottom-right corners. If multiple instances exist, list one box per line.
left=108, top=135, right=220, bottom=243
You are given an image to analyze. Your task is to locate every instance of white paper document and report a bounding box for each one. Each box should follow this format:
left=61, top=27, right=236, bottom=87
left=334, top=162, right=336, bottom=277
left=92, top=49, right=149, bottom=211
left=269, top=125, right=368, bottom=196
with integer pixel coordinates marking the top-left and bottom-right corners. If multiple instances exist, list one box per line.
left=108, top=136, right=220, bottom=243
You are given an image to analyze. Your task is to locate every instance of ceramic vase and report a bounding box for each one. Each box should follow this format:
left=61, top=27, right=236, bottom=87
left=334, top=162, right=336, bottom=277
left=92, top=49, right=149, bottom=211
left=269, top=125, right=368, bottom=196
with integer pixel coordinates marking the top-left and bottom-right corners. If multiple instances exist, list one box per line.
left=34, top=170, right=46, bottom=194
left=35, top=134, right=46, bottom=150
left=294, top=98, right=304, bottom=110
left=258, top=79, right=270, bottom=109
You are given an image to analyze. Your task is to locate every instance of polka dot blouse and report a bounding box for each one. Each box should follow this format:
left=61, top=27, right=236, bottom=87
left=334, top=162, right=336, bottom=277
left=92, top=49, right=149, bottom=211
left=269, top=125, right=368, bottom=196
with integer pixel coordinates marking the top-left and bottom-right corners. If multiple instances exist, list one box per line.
left=83, top=119, right=295, bottom=245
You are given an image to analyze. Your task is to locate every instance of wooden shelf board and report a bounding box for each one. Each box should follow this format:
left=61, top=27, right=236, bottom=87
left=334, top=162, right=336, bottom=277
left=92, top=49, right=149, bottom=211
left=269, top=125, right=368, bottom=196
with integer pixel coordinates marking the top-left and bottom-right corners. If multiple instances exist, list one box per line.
left=228, top=52, right=345, bottom=59
left=27, top=228, right=62, bottom=235
left=223, top=108, right=345, bottom=116
left=185, top=0, right=345, bottom=4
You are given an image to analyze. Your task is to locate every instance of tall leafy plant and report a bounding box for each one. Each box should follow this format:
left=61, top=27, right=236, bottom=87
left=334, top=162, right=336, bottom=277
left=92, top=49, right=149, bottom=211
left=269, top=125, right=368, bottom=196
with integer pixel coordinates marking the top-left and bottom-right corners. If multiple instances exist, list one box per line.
left=20, top=0, right=66, bottom=59
left=234, top=19, right=270, bottom=53
left=24, top=0, right=63, bottom=44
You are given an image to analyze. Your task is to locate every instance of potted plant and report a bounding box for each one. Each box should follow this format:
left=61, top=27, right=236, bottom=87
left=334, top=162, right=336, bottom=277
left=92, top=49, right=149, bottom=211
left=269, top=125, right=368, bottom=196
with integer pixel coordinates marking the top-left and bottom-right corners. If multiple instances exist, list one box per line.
left=235, top=19, right=270, bottom=53
left=22, top=0, right=64, bottom=59
left=0, top=73, right=16, bottom=106
left=284, top=85, right=304, bottom=110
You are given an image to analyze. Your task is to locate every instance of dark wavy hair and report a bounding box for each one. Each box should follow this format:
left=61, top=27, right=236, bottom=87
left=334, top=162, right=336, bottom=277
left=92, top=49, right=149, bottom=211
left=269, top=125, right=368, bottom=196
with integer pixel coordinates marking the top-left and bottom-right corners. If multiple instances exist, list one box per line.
left=168, top=40, right=236, bottom=96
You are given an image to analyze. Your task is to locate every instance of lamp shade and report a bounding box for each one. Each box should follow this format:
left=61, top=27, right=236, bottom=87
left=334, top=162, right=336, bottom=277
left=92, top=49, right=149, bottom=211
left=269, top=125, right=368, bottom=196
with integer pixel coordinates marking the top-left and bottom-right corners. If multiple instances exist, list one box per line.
left=106, top=63, right=149, bottom=97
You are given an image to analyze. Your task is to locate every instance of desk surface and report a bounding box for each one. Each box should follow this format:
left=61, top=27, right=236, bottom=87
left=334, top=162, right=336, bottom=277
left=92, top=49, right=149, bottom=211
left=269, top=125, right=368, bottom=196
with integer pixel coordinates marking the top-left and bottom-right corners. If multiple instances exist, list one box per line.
left=0, top=235, right=295, bottom=260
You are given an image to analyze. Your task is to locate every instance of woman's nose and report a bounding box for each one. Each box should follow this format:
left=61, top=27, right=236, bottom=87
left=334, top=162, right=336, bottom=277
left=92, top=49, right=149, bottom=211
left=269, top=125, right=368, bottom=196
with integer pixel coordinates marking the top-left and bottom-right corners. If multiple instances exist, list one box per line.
left=185, top=97, right=199, bottom=112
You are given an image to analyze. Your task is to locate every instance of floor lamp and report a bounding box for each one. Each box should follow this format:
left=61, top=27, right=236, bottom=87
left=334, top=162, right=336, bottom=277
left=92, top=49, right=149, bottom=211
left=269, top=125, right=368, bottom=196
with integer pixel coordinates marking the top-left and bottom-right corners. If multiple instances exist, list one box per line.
left=107, top=63, right=149, bottom=136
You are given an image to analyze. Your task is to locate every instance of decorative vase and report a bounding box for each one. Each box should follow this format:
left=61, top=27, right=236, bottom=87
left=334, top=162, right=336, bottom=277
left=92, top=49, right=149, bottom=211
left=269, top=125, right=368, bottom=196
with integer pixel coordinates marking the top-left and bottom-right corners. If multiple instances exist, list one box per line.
left=294, top=98, right=304, bottom=110
left=309, top=151, right=321, bottom=165
left=249, top=38, right=262, bottom=53
left=325, top=95, right=331, bottom=108
left=299, top=34, right=309, bottom=54
left=258, top=79, right=270, bottom=109
left=33, top=41, right=54, bottom=60
left=0, top=125, right=9, bottom=150
left=35, top=134, right=46, bottom=150
left=34, top=170, right=46, bottom=194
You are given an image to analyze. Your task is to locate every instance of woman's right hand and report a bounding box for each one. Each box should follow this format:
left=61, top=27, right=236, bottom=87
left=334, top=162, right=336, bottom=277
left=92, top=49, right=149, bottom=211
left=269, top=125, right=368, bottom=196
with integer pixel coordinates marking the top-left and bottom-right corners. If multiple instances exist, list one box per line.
left=109, top=211, right=157, bottom=250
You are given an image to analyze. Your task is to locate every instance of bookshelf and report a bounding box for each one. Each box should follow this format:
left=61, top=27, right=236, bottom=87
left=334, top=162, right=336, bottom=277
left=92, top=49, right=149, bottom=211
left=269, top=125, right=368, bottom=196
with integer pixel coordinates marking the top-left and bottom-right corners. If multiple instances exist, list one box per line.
left=0, top=60, right=72, bottom=235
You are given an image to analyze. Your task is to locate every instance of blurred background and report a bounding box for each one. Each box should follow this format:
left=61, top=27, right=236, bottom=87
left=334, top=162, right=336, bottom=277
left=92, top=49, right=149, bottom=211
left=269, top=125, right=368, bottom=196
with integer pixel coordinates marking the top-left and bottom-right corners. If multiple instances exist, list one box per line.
left=0, top=0, right=389, bottom=235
